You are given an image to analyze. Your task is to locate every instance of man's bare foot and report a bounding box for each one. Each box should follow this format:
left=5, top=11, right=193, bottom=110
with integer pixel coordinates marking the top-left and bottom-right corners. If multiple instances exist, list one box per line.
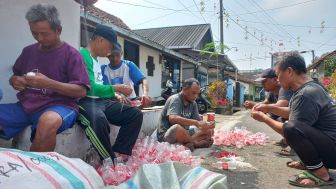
left=114, top=152, right=129, bottom=162
left=290, top=167, right=332, bottom=187
left=194, top=139, right=212, bottom=148
left=184, top=142, right=195, bottom=151
left=286, top=161, right=306, bottom=170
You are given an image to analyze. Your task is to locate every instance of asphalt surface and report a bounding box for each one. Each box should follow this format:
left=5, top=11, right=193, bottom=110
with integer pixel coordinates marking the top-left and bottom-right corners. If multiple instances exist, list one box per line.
left=194, top=110, right=336, bottom=189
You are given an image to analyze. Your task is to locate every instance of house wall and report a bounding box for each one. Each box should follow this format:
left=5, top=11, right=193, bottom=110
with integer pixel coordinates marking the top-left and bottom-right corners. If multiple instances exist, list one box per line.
left=239, top=84, right=246, bottom=107
left=226, top=79, right=235, bottom=101
left=138, top=44, right=162, bottom=97
left=0, top=0, right=80, bottom=103
left=197, top=65, right=208, bottom=87
left=182, top=62, right=195, bottom=81
left=240, top=82, right=250, bottom=95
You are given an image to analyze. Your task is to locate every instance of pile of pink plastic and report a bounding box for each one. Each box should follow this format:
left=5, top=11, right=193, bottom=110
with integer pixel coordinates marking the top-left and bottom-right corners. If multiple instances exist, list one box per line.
left=97, top=137, right=203, bottom=186
left=213, top=127, right=269, bottom=148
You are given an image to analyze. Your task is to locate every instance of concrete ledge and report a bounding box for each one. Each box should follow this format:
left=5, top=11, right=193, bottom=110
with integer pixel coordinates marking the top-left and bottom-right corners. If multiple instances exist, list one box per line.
left=11, top=108, right=162, bottom=159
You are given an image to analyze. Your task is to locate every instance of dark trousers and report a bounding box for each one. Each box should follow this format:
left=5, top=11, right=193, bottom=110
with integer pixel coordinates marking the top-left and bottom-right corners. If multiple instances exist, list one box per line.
left=78, top=98, right=143, bottom=160
left=284, top=120, right=336, bottom=170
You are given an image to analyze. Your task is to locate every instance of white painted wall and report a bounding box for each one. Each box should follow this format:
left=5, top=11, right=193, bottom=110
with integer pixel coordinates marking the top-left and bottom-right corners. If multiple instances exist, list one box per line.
left=0, top=0, right=80, bottom=103
left=138, top=45, right=162, bottom=97
left=240, top=82, right=250, bottom=94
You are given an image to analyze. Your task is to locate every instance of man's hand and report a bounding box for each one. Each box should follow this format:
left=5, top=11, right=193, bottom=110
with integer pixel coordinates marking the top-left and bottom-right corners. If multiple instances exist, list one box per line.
left=141, top=95, right=152, bottom=107
left=197, top=121, right=215, bottom=131
left=244, top=100, right=256, bottom=109
left=251, top=110, right=268, bottom=123
left=114, top=84, right=133, bottom=97
left=25, top=73, right=51, bottom=89
left=254, top=104, right=271, bottom=114
left=10, top=76, right=27, bottom=91
left=115, top=94, right=130, bottom=104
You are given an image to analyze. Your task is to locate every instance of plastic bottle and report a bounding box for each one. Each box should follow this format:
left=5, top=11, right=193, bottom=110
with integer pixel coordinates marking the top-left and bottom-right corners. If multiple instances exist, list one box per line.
left=212, top=161, right=237, bottom=170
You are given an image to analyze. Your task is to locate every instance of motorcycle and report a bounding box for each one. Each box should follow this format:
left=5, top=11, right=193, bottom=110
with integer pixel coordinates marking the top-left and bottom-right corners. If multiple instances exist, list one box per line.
left=196, top=87, right=211, bottom=114
left=155, top=80, right=175, bottom=106
left=161, top=80, right=175, bottom=101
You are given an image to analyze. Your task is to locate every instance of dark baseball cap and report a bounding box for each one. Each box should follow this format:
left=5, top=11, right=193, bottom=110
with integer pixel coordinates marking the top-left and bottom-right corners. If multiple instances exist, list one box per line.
left=255, top=68, right=277, bottom=82
left=93, top=24, right=117, bottom=46
left=111, top=42, right=122, bottom=53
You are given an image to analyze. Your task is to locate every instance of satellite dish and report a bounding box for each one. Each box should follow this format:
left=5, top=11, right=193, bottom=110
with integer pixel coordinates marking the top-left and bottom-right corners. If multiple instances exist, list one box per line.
left=74, top=0, right=98, bottom=6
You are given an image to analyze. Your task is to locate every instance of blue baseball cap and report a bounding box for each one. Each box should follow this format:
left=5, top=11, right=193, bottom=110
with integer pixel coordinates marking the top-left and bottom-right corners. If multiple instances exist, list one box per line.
left=255, top=68, right=277, bottom=82
left=93, top=24, right=117, bottom=46
left=111, top=42, right=122, bottom=53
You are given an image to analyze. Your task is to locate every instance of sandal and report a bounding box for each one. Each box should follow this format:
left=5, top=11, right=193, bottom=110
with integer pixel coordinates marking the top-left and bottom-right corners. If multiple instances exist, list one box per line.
left=278, top=146, right=295, bottom=157
left=273, top=138, right=288, bottom=147
left=286, top=161, right=306, bottom=170
left=288, top=171, right=335, bottom=187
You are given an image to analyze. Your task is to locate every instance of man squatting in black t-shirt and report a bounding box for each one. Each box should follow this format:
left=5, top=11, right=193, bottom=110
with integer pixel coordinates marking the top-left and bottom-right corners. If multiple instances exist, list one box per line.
left=251, top=52, right=336, bottom=187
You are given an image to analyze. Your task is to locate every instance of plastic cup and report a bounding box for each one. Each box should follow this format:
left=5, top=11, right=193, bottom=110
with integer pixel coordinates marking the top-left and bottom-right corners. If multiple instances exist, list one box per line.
left=207, top=113, right=215, bottom=121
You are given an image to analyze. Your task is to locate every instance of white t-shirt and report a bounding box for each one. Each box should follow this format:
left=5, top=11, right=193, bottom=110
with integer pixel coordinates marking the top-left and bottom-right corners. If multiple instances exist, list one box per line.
left=101, top=60, right=145, bottom=99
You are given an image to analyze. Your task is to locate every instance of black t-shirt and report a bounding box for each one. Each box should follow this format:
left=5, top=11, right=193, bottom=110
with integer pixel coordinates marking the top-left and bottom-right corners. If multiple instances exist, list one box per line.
left=266, top=88, right=293, bottom=120
left=289, top=81, right=336, bottom=143
left=266, top=88, right=293, bottom=103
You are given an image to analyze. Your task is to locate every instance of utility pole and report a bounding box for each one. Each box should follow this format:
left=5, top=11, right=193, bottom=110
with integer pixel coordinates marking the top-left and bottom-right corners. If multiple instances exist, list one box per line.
left=219, top=0, right=224, bottom=54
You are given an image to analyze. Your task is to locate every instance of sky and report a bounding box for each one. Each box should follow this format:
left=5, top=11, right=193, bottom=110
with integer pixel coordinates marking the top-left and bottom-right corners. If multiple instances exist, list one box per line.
left=94, top=0, right=336, bottom=70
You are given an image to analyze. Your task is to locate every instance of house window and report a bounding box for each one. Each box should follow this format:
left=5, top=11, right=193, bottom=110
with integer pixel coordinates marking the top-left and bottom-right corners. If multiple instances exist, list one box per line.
left=146, top=56, right=155, bottom=76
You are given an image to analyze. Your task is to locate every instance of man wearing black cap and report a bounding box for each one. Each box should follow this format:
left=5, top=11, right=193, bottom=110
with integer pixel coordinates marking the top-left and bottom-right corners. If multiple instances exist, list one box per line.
left=244, top=68, right=293, bottom=120
left=78, top=24, right=143, bottom=161
left=102, top=42, right=152, bottom=107
left=244, top=68, right=293, bottom=153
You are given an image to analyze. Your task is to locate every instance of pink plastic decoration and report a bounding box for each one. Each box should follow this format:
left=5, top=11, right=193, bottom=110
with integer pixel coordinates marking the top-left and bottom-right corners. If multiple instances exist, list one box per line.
left=213, top=127, right=269, bottom=148
left=99, top=137, right=203, bottom=186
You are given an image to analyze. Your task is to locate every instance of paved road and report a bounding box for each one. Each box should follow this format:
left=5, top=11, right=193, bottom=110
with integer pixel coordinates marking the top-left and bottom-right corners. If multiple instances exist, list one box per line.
left=196, top=110, right=335, bottom=189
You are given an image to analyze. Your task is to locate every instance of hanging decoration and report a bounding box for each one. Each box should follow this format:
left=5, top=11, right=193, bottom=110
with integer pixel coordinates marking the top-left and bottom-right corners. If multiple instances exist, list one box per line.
left=297, top=36, right=301, bottom=47
left=224, top=11, right=229, bottom=28
left=200, top=0, right=205, bottom=13
left=320, top=20, right=325, bottom=33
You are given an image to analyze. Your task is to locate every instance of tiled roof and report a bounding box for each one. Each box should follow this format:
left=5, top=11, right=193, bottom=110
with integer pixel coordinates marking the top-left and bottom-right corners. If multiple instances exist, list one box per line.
left=307, top=50, right=336, bottom=70
left=84, top=5, right=130, bottom=30
left=224, top=70, right=259, bottom=85
left=133, top=24, right=211, bottom=49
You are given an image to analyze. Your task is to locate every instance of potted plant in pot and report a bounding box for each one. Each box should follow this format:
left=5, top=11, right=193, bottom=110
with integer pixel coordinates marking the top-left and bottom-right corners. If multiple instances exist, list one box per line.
left=207, top=80, right=229, bottom=114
